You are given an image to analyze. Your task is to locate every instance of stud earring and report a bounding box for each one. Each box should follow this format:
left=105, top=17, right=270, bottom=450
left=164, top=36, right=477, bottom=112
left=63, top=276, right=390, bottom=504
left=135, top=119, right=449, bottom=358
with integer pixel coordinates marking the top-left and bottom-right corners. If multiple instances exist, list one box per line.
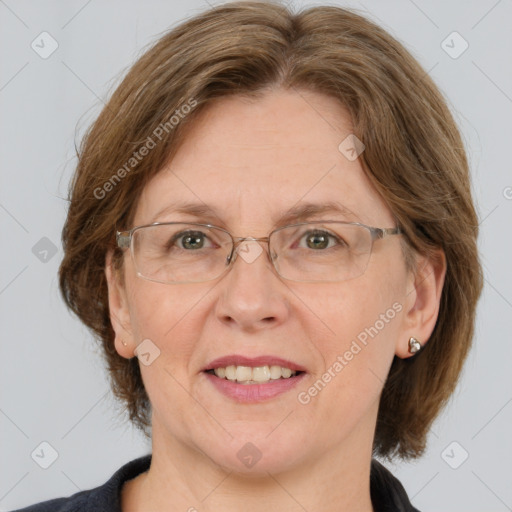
left=121, top=339, right=127, bottom=347
left=408, top=337, right=422, bottom=354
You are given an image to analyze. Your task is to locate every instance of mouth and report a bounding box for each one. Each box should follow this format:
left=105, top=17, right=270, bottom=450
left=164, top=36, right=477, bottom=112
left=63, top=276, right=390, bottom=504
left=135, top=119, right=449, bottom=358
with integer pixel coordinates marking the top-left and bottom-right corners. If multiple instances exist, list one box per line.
left=204, top=365, right=305, bottom=385
left=202, top=355, right=307, bottom=402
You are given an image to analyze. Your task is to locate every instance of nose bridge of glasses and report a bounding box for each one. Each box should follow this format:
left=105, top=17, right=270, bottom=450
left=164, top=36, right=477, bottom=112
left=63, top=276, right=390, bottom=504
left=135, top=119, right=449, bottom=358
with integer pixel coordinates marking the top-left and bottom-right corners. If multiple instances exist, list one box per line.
left=227, top=236, right=273, bottom=266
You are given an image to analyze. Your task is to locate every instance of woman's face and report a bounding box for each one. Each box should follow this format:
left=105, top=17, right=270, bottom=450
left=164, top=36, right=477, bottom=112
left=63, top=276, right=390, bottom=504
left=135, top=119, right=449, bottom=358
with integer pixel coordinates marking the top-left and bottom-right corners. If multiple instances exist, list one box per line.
left=109, top=89, right=419, bottom=475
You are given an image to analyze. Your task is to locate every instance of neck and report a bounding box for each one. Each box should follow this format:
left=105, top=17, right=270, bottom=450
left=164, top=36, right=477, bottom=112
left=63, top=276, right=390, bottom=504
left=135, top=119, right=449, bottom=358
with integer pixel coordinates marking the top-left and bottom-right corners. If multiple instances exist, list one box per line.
left=122, top=421, right=376, bottom=512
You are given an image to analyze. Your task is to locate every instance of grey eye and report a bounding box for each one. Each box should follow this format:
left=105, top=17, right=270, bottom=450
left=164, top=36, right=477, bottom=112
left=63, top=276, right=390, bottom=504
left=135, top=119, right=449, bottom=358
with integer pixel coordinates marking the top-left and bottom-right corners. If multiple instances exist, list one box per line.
left=306, top=232, right=330, bottom=249
left=300, top=230, right=341, bottom=250
left=180, top=231, right=206, bottom=250
left=168, top=230, right=212, bottom=250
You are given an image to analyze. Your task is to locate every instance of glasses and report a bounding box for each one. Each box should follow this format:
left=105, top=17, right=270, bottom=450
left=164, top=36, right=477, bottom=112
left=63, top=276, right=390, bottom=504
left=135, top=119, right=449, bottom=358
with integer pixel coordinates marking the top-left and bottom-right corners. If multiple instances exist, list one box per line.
left=116, top=221, right=401, bottom=284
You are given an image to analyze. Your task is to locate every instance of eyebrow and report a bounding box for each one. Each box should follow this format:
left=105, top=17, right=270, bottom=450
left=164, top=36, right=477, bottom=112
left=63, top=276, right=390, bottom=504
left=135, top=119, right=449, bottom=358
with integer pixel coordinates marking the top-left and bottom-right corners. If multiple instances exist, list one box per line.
left=149, top=200, right=360, bottom=226
left=273, top=201, right=360, bottom=225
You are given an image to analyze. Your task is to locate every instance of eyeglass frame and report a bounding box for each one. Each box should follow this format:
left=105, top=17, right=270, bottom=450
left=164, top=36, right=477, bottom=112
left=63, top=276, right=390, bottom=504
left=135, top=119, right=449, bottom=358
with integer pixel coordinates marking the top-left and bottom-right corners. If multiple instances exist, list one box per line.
left=116, top=220, right=402, bottom=284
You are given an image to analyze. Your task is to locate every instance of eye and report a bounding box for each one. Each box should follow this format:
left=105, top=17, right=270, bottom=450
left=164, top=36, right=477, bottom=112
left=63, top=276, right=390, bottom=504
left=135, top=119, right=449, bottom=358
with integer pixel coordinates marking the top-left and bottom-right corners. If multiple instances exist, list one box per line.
left=170, top=230, right=214, bottom=250
left=298, top=230, right=345, bottom=250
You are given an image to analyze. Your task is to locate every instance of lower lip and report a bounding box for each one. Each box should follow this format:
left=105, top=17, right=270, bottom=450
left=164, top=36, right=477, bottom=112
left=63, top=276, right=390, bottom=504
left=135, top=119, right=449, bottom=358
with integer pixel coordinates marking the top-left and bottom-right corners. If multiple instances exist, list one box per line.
left=203, top=372, right=306, bottom=402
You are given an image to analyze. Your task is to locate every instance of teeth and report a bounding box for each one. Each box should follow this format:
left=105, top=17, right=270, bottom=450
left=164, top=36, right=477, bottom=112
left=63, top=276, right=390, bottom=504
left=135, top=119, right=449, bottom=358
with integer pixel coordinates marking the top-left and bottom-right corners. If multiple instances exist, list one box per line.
left=252, top=366, right=271, bottom=382
left=281, top=367, right=292, bottom=378
left=213, top=365, right=298, bottom=383
left=225, top=365, right=236, bottom=380
left=269, top=365, right=282, bottom=379
left=235, top=365, right=252, bottom=382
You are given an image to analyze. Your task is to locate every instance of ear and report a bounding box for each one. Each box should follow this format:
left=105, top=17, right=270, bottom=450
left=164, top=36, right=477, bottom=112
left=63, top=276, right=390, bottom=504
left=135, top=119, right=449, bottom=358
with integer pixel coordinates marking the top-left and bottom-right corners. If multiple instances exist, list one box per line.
left=395, top=248, right=447, bottom=358
left=105, top=250, right=136, bottom=359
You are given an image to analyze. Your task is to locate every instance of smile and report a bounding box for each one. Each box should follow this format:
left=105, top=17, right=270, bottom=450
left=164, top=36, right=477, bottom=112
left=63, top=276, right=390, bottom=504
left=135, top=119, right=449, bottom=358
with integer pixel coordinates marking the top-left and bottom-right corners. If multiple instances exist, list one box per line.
left=205, top=364, right=301, bottom=384
left=202, top=354, right=307, bottom=402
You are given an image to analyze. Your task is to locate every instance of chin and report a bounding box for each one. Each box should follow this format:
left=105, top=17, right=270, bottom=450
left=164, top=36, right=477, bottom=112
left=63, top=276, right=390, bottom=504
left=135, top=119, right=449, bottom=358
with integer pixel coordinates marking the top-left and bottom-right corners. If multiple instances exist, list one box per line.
left=201, top=426, right=310, bottom=476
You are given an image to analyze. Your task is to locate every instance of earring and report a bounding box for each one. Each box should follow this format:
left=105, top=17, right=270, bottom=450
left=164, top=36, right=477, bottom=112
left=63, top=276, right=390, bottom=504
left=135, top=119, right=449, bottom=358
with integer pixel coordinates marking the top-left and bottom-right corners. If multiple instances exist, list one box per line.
left=408, top=337, right=422, bottom=354
left=121, top=339, right=127, bottom=347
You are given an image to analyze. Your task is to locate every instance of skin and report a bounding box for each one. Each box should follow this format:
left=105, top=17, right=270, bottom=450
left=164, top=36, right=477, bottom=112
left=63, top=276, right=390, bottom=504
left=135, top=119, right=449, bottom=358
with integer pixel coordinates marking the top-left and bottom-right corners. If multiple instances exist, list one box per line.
left=106, top=88, right=446, bottom=512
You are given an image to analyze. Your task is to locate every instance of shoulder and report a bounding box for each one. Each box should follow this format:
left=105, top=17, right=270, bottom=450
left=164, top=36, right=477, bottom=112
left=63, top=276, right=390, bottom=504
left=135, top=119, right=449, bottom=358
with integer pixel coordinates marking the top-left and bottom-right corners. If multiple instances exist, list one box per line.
left=9, top=455, right=152, bottom=512
left=370, top=459, right=421, bottom=512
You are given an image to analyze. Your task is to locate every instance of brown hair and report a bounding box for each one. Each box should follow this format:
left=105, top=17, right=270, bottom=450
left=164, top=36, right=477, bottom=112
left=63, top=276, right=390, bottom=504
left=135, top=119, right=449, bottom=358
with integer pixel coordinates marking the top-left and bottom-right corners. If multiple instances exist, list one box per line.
left=59, top=1, right=483, bottom=459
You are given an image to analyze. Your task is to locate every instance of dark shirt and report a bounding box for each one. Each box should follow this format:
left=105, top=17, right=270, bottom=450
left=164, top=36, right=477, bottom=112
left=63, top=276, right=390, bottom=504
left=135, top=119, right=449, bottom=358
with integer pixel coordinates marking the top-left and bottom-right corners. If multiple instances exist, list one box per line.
left=11, top=455, right=420, bottom=511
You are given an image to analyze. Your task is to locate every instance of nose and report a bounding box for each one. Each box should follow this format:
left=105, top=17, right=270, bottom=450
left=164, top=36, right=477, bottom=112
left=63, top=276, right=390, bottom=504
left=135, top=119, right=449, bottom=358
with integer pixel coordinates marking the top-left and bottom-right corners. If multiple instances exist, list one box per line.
left=214, top=240, right=290, bottom=332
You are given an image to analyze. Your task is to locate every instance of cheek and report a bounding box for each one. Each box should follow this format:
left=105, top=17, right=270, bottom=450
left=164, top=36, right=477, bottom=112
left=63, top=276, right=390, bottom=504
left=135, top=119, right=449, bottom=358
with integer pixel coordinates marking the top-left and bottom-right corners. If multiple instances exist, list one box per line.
left=125, top=279, right=212, bottom=365
left=301, top=271, right=404, bottom=390
left=124, top=282, right=210, bottom=423
left=309, top=271, right=403, bottom=344
left=291, top=278, right=403, bottom=443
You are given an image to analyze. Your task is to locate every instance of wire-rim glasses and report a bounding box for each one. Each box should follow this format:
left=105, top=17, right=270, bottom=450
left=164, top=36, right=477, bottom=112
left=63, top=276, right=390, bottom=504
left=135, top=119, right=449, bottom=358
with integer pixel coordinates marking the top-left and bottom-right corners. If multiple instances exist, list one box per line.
left=116, top=221, right=401, bottom=284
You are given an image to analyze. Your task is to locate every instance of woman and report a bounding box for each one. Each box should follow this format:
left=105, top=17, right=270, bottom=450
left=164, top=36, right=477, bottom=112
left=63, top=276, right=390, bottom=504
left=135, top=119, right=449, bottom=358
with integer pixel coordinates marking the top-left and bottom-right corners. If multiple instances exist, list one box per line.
left=14, top=1, right=482, bottom=511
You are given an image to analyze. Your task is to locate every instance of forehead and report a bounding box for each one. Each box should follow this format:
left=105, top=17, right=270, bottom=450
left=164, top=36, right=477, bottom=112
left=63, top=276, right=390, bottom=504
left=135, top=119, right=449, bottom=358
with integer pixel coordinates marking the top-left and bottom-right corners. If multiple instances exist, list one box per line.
left=134, top=89, right=394, bottom=229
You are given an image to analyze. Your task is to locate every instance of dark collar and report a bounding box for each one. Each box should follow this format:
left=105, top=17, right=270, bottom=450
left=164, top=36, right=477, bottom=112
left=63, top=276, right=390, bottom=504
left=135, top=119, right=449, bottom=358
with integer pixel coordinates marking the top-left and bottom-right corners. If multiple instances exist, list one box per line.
left=370, top=458, right=421, bottom=511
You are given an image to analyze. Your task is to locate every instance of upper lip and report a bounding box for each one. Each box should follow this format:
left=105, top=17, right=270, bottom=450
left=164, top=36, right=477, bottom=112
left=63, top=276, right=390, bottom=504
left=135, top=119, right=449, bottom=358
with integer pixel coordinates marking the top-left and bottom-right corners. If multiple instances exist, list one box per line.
left=202, top=355, right=307, bottom=373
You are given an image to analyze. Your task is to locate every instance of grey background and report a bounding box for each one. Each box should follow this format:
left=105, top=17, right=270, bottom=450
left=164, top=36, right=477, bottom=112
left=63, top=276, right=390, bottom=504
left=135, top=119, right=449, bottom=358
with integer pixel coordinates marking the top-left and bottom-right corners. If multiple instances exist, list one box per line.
left=1, top=1, right=511, bottom=510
